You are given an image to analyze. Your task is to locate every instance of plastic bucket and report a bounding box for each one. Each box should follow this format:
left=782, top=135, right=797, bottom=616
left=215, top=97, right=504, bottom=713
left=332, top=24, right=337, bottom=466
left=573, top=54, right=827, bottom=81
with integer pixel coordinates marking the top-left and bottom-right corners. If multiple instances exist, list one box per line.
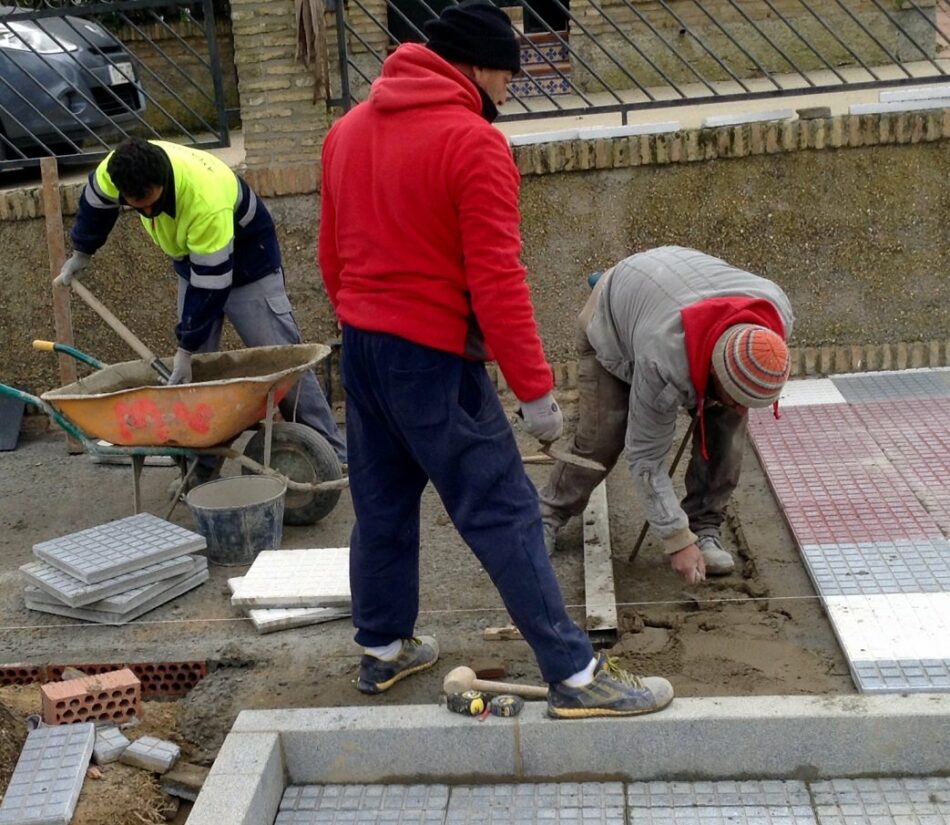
left=186, top=475, right=287, bottom=566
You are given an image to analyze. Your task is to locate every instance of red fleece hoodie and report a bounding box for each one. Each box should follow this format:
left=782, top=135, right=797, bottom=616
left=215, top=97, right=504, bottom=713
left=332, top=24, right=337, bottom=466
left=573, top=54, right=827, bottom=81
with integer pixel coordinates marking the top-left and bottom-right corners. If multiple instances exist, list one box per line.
left=680, top=296, right=787, bottom=457
left=318, top=44, right=553, bottom=403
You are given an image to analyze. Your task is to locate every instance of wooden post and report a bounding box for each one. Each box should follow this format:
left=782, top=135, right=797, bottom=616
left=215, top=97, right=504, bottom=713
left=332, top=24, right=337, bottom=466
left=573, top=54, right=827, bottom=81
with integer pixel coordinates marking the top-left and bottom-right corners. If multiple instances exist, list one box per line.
left=41, top=156, right=82, bottom=453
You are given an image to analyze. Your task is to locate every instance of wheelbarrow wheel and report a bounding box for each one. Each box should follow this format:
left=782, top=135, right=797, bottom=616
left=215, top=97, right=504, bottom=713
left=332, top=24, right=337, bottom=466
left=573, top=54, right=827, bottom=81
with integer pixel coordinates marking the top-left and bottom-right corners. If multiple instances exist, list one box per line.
left=242, top=422, right=342, bottom=525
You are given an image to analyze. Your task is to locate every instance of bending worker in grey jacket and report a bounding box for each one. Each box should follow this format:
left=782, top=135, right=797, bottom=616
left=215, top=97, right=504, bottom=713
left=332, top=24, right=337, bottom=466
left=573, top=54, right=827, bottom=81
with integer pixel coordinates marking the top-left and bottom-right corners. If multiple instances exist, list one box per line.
left=540, top=246, right=794, bottom=584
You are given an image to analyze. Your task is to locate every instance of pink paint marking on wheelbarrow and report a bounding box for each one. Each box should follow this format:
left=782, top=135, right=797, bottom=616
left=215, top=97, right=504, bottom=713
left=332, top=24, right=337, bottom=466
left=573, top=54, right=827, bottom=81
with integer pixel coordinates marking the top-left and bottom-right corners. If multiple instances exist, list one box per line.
left=41, top=344, right=328, bottom=449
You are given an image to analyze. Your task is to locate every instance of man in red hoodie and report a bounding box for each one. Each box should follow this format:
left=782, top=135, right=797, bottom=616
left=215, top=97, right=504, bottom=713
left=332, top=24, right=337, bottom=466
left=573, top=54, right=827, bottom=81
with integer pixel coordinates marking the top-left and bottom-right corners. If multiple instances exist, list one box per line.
left=539, top=247, right=794, bottom=585
left=319, top=1, right=675, bottom=718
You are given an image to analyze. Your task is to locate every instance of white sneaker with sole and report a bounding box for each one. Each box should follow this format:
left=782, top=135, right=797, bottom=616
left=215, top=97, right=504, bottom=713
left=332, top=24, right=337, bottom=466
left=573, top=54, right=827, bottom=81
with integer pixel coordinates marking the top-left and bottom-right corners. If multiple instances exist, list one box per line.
left=697, top=534, right=735, bottom=575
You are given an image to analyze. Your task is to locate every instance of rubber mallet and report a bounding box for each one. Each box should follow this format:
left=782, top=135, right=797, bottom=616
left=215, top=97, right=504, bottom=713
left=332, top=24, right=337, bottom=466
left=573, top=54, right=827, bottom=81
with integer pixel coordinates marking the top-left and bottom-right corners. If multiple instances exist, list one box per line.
left=442, top=666, right=548, bottom=699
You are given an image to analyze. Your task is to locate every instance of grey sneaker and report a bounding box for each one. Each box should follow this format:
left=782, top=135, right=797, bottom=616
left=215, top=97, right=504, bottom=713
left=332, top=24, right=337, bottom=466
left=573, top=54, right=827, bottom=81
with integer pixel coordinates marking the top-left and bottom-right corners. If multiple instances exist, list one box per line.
left=547, top=653, right=674, bottom=719
left=542, top=521, right=559, bottom=557
left=697, top=534, right=735, bottom=575
left=357, top=636, right=439, bottom=695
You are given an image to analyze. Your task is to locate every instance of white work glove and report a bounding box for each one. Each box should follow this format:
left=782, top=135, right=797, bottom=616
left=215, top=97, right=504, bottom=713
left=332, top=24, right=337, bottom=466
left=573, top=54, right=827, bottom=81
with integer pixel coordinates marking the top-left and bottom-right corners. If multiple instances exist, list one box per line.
left=168, top=348, right=193, bottom=385
left=54, top=252, right=91, bottom=287
left=519, top=392, right=563, bottom=442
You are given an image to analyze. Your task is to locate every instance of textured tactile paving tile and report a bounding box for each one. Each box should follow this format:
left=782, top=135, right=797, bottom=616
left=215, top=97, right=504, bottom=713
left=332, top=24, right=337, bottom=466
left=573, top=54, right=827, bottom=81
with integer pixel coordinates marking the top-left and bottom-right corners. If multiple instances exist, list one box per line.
left=33, top=513, right=205, bottom=583
left=0, top=722, right=94, bottom=825
left=445, top=782, right=625, bottom=824
left=749, top=405, right=942, bottom=545
left=799, top=540, right=950, bottom=596
left=119, top=735, right=180, bottom=773
left=824, top=593, right=950, bottom=691
left=229, top=548, right=350, bottom=608
left=247, top=605, right=351, bottom=634
left=20, top=554, right=197, bottom=608
left=832, top=369, right=950, bottom=403
left=623, top=808, right=816, bottom=824
left=25, top=556, right=207, bottom=613
left=277, top=785, right=449, bottom=824
left=853, top=399, right=950, bottom=536
left=811, top=776, right=950, bottom=824
left=25, top=568, right=209, bottom=625
left=851, top=658, right=950, bottom=692
left=626, top=781, right=811, bottom=808
left=776, top=379, right=848, bottom=408
left=93, top=725, right=130, bottom=764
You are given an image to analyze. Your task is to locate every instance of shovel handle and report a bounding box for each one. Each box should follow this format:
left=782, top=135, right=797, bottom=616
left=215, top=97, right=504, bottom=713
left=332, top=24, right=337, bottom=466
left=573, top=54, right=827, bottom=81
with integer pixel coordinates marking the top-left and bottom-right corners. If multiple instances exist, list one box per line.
left=68, top=280, right=171, bottom=382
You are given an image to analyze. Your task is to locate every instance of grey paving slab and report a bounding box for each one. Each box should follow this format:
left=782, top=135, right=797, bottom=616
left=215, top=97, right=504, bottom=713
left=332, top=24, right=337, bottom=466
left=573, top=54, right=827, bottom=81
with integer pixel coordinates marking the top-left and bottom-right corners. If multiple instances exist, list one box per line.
left=0, top=722, right=94, bottom=825
left=851, top=659, right=950, bottom=693
left=445, top=783, right=626, bottom=824
left=92, top=724, right=130, bottom=764
left=119, top=735, right=180, bottom=773
left=25, top=556, right=206, bottom=613
left=25, top=567, right=209, bottom=625
left=20, top=553, right=197, bottom=608
left=626, top=781, right=811, bottom=808
left=702, top=108, right=793, bottom=127
left=811, top=777, right=950, bottom=824
left=627, top=808, right=816, bottom=824
left=831, top=370, right=950, bottom=404
left=280, top=784, right=449, bottom=812
left=33, top=512, right=205, bottom=584
left=227, top=576, right=351, bottom=633
left=799, top=540, right=950, bottom=596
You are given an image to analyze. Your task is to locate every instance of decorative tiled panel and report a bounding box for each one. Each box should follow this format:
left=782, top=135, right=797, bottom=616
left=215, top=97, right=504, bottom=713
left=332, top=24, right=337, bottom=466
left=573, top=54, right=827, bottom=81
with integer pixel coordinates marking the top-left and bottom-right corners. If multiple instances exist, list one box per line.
left=509, top=74, right=573, bottom=98
left=799, top=539, right=950, bottom=596
left=831, top=368, right=950, bottom=403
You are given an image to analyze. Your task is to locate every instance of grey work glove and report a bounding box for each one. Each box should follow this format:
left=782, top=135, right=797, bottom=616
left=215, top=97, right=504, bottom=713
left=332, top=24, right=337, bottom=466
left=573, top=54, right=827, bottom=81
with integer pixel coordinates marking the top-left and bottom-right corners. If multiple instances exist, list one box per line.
left=54, top=252, right=91, bottom=287
left=168, top=348, right=193, bottom=385
left=519, top=391, right=563, bottom=442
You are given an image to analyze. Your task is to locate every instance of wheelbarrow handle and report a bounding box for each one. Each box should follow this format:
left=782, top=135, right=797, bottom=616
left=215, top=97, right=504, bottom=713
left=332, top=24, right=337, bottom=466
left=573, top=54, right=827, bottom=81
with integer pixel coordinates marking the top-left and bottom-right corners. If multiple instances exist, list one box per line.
left=33, top=340, right=104, bottom=371
left=67, top=280, right=172, bottom=383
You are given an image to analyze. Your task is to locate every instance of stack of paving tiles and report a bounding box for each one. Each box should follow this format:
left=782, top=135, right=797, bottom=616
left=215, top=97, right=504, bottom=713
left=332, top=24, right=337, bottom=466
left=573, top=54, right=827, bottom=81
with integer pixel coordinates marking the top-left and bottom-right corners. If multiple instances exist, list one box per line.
left=748, top=367, right=950, bottom=693
left=20, top=512, right=209, bottom=625
left=228, top=547, right=351, bottom=634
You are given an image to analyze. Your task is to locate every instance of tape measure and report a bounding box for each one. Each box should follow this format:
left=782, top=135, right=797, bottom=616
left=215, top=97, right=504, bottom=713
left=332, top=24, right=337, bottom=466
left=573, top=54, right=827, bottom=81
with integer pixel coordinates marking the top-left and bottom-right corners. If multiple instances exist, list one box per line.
left=489, top=694, right=524, bottom=718
left=446, top=690, right=486, bottom=716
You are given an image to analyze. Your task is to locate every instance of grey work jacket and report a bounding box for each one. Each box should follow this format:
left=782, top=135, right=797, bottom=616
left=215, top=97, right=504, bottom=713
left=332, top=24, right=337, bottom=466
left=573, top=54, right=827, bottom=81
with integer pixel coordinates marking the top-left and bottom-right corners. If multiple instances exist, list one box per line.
left=586, top=246, right=795, bottom=554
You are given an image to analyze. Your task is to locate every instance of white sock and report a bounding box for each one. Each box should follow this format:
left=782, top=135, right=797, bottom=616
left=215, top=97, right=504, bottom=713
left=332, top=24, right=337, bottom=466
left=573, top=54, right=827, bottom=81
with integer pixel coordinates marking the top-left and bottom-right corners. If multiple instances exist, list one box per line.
left=562, top=657, right=598, bottom=687
left=364, top=640, right=402, bottom=661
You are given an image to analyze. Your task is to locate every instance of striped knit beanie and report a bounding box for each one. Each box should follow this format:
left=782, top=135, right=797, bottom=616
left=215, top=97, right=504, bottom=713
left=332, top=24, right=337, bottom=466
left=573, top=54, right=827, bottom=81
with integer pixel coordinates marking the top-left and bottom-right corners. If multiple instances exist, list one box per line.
left=711, top=324, right=790, bottom=408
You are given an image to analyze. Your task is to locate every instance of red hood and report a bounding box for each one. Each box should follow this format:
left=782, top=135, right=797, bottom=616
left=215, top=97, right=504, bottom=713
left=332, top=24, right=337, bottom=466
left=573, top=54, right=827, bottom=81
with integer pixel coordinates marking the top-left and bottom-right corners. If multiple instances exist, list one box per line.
left=370, top=43, right=482, bottom=116
left=681, top=296, right=787, bottom=401
left=681, top=296, right=787, bottom=459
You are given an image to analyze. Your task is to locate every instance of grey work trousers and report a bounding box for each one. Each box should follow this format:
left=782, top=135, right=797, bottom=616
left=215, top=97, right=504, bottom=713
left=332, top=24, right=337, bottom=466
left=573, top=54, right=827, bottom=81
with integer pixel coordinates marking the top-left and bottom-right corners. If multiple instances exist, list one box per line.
left=538, top=311, right=747, bottom=543
left=177, top=269, right=347, bottom=462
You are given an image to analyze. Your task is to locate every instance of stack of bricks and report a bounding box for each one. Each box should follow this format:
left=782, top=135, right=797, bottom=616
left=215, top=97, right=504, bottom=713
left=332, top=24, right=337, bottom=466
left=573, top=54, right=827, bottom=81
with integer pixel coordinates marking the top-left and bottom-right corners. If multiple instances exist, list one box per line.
left=40, top=667, right=141, bottom=726
left=229, top=0, right=329, bottom=195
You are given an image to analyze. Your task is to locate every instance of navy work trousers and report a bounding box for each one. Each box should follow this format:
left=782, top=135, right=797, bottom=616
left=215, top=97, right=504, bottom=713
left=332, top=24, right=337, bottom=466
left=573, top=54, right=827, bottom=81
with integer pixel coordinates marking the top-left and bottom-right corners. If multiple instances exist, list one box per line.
left=342, top=327, right=594, bottom=684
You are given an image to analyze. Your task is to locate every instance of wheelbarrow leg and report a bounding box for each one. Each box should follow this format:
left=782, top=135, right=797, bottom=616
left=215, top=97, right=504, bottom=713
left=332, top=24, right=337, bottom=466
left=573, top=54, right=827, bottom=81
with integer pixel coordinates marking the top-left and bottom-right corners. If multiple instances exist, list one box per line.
left=263, top=387, right=276, bottom=470
left=131, top=455, right=145, bottom=514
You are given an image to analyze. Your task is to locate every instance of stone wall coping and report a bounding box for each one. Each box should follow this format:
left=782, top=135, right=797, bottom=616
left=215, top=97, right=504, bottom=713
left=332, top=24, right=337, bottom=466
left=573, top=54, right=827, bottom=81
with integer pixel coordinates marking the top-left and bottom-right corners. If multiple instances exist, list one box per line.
left=1, top=109, right=946, bottom=221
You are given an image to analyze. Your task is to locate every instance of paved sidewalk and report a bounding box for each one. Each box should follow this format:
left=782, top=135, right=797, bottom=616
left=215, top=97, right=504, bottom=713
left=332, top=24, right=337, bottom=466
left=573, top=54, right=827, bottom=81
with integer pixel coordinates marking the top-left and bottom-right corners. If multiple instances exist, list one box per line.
left=272, top=778, right=950, bottom=825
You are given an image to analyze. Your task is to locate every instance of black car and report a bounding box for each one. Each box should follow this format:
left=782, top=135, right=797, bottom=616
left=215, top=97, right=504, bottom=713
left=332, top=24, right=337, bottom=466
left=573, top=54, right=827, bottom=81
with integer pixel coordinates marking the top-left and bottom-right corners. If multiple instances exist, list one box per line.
left=0, top=5, right=146, bottom=162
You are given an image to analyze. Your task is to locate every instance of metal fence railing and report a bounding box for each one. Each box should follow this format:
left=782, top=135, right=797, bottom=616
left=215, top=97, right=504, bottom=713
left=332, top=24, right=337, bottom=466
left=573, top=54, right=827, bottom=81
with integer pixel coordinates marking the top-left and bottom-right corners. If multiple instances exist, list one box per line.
left=0, top=0, right=233, bottom=170
left=328, top=0, right=950, bottom=123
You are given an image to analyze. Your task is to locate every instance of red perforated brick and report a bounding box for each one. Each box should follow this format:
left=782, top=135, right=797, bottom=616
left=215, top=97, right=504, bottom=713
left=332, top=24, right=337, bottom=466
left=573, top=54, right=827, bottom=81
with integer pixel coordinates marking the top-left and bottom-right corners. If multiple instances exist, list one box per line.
left=0, top=663, right=47, bottom=687
left=41, top=667, right=141, bottom=726
left=47, top=660, right=207, bottom=699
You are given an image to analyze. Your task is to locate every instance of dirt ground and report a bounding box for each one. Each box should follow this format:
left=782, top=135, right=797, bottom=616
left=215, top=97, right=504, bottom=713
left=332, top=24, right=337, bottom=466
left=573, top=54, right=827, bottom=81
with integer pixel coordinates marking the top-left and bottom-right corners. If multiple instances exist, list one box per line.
left=0, top=392, right=855, bottom=820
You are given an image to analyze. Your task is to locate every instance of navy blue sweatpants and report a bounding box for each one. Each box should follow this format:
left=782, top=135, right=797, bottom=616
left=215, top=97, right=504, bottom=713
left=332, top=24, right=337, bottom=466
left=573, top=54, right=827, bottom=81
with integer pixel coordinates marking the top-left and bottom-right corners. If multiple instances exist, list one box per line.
left=342, top=327, right=594, bottom=684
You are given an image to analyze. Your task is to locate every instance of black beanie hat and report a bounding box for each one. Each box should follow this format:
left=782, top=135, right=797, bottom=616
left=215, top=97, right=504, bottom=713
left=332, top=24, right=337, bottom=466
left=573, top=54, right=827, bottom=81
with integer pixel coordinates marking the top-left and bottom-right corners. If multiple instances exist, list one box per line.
left=424, top=1, right=521, bottom=74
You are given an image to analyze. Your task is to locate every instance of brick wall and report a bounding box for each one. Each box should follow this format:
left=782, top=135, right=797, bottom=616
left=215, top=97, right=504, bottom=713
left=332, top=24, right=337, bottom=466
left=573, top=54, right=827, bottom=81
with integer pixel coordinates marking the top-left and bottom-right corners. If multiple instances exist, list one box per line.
left=229, top=0, right=329, bottom=194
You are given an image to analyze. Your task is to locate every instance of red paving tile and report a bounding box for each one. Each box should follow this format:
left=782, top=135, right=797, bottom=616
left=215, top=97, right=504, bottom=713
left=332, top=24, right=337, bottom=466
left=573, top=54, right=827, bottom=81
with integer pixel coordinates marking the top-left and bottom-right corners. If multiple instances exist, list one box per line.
left=750, top=405, right=944, bottom=545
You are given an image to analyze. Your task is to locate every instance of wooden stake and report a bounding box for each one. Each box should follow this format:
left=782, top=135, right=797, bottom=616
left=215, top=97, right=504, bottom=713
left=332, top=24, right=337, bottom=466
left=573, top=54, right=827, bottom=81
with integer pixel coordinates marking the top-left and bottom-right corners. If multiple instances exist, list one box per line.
left=40, top=156, right=82, bottom=453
